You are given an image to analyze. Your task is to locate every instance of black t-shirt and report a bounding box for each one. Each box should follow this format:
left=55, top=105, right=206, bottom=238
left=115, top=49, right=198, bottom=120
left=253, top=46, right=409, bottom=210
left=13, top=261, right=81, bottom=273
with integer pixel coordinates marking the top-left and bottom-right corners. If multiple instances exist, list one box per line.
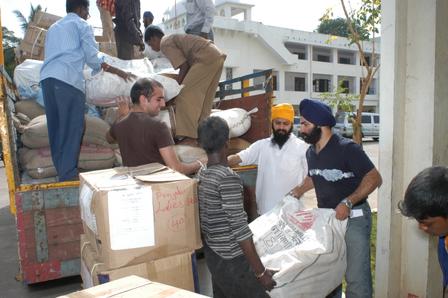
left=306, top=134, right=375, bottom=209
left=110, top=112, right=174, bottom=167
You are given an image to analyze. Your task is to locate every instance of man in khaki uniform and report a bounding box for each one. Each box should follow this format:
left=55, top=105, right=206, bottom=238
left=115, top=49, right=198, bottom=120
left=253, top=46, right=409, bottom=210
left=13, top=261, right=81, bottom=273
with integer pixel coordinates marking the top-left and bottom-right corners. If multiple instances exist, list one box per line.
left=145, top=26, right=226, bottom=142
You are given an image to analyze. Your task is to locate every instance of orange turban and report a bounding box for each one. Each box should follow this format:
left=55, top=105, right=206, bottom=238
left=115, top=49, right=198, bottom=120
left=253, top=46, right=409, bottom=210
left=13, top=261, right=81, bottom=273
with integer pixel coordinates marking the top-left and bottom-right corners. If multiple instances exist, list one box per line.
left=271, top=103, right=294, bottom=123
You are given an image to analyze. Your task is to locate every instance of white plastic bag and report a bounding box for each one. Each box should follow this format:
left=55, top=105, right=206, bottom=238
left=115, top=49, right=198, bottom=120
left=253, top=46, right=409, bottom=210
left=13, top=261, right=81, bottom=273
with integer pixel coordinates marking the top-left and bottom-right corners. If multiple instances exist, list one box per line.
left=250, top=196, right=347, bottom=298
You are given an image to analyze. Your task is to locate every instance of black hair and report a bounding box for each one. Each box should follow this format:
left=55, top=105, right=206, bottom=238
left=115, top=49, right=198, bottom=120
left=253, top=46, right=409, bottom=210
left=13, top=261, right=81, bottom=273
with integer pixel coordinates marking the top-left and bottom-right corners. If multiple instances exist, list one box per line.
left=66, top=0, right=89, bottom=13
left=398, top=166, right=448, bottom=220
left=197, top=117, right=229, bottom=154
left=144, top=25, right=165, bottom=43
left=129, top=78, right=163, bottom=105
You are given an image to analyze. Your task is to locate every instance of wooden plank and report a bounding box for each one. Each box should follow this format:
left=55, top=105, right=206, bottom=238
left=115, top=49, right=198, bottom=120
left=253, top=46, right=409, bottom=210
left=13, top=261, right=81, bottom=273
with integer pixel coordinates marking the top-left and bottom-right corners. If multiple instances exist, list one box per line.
left=20, top=188, right=79, bottom=212
left=34, top=210, right=48, bottom=262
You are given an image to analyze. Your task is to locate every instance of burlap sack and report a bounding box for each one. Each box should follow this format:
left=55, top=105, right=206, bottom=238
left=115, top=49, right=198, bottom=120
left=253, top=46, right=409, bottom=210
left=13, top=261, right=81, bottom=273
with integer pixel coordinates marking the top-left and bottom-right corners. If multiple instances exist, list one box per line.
left=19, top=145, right=116, bottom=179
left=174, top=145, right=207, bottom=163
left=15, top=100, right=45, bottom=120
left=21, top=115, right=116, bottom=149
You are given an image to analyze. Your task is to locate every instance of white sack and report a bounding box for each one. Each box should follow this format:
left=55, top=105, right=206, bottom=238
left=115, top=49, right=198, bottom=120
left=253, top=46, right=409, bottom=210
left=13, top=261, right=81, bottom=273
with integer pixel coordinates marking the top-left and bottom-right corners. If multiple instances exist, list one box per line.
left=85, top=55, right=182, bottom=106
left=13, top=59, right=42, bottom=88
left=211, top=108, right=258, bottom=138
left=250, top=196, right=347, bottom=298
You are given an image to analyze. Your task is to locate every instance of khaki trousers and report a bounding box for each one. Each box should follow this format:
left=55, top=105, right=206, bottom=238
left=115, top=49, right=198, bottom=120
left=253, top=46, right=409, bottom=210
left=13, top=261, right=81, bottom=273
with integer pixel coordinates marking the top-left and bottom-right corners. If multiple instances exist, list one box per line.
left=175, top=56, right=226, bottom=138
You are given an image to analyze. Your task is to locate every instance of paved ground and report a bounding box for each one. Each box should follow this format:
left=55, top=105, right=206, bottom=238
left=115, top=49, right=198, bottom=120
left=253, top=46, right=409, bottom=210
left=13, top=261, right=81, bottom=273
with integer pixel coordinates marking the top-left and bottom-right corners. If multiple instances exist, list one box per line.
left=0, top=140, right=378, bottom=297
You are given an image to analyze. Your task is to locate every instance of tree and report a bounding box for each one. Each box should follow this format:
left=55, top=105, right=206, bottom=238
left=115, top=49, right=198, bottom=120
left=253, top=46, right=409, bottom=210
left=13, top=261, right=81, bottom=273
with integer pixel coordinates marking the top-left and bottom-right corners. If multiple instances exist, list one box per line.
left=2, top=27, right=20, bottom=77
left=316, top=17, right=369, bottom=40
left=320, top=80, right=359, bottom=112
left=13, top=4, right=44, bottom=33
left=320, top=0, right=381, bottom=144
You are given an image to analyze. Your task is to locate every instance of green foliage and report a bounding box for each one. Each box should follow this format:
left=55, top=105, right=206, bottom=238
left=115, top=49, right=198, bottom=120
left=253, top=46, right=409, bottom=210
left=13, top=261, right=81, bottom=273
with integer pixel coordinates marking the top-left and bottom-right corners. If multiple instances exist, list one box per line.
left=13, top=4, right=44, bottom=33
left=317, top=17, right=370, bottom=41
left=2, top=27, right=21, bottom=77
left=319, top=80, right=359, bottom=112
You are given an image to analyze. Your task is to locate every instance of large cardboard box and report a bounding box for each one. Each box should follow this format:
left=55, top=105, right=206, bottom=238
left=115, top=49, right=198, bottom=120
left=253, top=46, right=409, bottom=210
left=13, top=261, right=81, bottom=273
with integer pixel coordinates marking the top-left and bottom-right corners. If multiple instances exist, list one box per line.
left=32, top=11, right=61, bottom=29
left=80, top=234, right=195, bottom=291
left=79, top=164, right=202, bottom=269
left=59, top=275, right=206, bottom=298
left=19, top=25, right=47, bottom=61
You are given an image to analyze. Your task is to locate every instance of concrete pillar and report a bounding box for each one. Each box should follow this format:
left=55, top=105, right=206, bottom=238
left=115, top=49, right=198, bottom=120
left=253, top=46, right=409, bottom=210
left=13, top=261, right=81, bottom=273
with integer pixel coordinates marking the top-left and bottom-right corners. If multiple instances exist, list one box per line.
left=376, top=0, right=448, bottom=297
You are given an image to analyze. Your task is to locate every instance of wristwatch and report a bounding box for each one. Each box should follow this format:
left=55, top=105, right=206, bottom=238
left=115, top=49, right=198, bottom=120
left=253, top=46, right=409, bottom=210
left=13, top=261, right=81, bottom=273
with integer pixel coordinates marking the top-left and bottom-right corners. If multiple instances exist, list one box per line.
left=340, top=198, right=353, bottom=209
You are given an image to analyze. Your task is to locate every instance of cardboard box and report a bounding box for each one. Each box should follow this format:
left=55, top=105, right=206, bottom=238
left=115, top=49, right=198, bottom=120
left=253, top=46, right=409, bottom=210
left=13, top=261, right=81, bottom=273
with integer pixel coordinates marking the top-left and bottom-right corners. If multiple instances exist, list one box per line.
left=32, top=11, right=62, bottom=29
left=59, top=275, right=206, bottom=298
left=19, top=26, right=47, bottom=60
left=98, top=42, right=117, bottom=57
left=80, top=234, right=195, bottom=291
left=79, top=163, right=202, bottom=269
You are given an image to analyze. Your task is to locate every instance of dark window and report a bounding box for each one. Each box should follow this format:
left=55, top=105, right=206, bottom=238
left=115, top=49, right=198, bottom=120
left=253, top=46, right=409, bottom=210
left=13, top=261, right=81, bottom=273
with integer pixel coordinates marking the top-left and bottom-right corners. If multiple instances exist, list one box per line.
left=313, top=79, right=330, bottom=92
left=272, top=75, right=278, bottom=91
left=294, top=77, right=305, bottom=91
left=297, top=52, right=306, bottom=60
left=374, top=115, right=380, bottom=124
left=361, top=115, right=371, bottom=124
left=225, top=68, right=233, bottom=90
left=317, top=54, right=330, bottom=62
left=362, top=56, right=371, bottom=66
left=339, top=57, right=351, bottom=64
left=341, top=80, right=350, bottom=94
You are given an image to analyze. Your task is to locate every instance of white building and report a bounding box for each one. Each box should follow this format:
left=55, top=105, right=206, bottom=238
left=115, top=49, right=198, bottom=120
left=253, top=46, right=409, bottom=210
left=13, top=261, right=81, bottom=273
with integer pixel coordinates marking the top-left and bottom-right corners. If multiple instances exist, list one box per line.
left=162, top=0, right=380, bottom=112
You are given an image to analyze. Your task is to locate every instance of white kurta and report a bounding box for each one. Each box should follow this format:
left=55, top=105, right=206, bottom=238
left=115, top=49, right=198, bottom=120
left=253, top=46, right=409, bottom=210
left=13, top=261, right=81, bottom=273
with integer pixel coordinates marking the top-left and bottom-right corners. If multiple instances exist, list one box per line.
left=238, top=135, right=309, bottom=215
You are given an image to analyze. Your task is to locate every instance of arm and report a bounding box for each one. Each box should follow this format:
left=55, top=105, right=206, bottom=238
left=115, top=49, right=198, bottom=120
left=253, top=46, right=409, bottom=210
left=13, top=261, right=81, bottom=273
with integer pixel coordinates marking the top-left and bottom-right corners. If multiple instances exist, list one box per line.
left=227, top=154, right=242, bottom=168
left=197, top=0, right=215, bottom=34
left=159, top=145, right=202, bottom=175
left=177, top=62, right=190, bottom=84
left=239, top=238, right=276, bottom=291
left=335, top=168, right=382, bottom=220
left=290, top=176, right=314, bottom=199
left=106, top=130, right=116, bottom=144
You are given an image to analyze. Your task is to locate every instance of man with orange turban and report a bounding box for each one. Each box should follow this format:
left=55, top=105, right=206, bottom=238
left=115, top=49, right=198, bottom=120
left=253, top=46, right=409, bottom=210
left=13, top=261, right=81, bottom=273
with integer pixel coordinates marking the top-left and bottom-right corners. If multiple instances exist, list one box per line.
left=228, top=103, right=309, bottom=217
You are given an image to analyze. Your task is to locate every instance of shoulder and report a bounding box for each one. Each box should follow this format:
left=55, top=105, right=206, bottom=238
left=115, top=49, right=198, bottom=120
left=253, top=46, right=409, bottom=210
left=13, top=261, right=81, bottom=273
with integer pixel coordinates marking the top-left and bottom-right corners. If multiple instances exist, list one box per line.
left=289, top=135, right=308, bottom=149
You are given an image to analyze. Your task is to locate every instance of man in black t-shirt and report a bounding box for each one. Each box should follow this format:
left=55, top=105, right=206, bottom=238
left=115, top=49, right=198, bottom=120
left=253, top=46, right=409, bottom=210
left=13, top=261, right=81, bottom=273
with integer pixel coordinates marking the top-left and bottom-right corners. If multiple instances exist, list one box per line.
left=291, top=99, right=382, bottom=298
left=106, top=78, right=201, bottom=175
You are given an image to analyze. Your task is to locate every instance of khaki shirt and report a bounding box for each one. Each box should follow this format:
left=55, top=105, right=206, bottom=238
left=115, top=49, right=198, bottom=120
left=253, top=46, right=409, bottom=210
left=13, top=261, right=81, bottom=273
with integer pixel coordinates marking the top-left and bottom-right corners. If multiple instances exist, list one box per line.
left=160, top=34, right=225, bottom=69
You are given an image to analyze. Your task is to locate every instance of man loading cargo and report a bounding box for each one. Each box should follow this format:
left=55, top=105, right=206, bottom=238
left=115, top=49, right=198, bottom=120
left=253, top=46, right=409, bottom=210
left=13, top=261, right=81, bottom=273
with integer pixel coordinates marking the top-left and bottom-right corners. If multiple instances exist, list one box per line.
left=228, top=103, right=309, bottom=219
left=40, top=0, right=133, bottom=181
left=290, top=99, right=382, bottom=298
left=144, top=26, right=226, bottom=144
left=106, top=78, right=202, bottom=175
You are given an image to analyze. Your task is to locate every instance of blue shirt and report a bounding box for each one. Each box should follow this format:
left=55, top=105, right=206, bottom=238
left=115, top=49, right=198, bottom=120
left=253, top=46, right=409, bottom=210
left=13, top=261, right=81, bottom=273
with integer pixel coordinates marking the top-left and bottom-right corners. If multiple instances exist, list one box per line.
left=306, top=134, right=375, bottom=208
left=438, top=236, right=448, bottom=287
left=40, top=13, right=104, bottom=93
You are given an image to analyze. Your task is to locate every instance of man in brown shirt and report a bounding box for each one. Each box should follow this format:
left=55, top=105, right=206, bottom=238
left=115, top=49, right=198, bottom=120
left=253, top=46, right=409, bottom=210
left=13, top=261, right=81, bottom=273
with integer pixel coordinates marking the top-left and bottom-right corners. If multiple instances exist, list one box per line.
left=106, top=78, right=201, bottom=174
left=144, top=26, right=226, bottom=141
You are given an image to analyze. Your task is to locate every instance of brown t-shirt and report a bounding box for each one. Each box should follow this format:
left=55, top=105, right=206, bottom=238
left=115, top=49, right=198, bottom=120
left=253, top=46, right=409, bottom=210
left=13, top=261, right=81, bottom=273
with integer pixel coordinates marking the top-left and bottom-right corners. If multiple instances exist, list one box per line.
left=110, top=112, right=174, bottom=167
left=160, top=34, right=226, bottom=69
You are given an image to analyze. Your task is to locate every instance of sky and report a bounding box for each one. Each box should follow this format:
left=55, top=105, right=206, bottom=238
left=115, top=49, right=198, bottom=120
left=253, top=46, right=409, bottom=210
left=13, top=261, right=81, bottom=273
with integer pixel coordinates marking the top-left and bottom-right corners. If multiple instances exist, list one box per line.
left=0, top=0, right=357, bottom=39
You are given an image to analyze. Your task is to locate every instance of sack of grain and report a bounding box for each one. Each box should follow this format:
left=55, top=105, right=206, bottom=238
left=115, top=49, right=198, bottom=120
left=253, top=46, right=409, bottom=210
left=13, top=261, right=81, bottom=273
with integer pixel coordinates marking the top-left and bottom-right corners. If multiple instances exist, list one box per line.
left=211, top=108, right=258, bottom=138
left=15, top=100, right=45, bottom=120
left=21, top=115, right=116, bottom=149
left=19, top=145, right=116, bottom=179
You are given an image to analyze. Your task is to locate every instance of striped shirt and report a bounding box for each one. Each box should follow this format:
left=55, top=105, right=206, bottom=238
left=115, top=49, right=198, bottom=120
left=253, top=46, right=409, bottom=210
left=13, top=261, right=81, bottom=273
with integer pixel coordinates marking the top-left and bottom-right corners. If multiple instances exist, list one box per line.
left=197, top=164, right=253, bottom=259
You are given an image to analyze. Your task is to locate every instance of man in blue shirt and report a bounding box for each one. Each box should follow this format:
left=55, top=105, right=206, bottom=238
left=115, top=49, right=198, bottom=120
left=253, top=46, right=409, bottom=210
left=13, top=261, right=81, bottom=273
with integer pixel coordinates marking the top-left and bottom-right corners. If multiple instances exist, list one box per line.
left=291, top=99, right=382, bottom=298
left=40, top=0, right=132, bottom=181
left=399, top=166, right=448, bottom=297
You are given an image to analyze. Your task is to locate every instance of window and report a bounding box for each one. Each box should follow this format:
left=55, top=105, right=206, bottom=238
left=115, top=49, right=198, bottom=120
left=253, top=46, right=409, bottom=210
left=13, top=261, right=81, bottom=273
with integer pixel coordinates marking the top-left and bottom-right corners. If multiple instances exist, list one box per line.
left=297, top=52, right=306, bottom=60
left=341, top=80, right=350, bottom=94
left=225, top=68, right=233, bottom=90
left=373, top=115, right=380, bottom=124
left=361, top=115, right=371, bottom=124
left=317, top=54, right=330, bottom=62
left=363, top=78, right=377, bottom=95
left=294, top=77, right=305, bottom=91
left=272, top=74, right=278, bottom=91
left=313, top=79, right=330, bottom=92
left=339, top=57, right=351, bottom=64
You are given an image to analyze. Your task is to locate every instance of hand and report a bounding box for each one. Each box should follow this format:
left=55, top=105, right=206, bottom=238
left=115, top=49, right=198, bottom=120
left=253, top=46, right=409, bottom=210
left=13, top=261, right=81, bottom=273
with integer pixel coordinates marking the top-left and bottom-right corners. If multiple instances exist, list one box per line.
left=258, top=269, right=278, bottom=291
left=335, top=204, right=350, bottom=220
left=116, top=96, right=131, bottom=119
left=288, top=187, right=301, bottom=199
left=119, top=71, right=137, bottom=82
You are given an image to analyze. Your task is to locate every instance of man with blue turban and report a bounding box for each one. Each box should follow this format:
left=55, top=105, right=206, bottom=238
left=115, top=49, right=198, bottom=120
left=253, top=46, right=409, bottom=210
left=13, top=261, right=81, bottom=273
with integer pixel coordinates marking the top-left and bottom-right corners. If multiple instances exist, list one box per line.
left=291, top=99, right=382, bottom=298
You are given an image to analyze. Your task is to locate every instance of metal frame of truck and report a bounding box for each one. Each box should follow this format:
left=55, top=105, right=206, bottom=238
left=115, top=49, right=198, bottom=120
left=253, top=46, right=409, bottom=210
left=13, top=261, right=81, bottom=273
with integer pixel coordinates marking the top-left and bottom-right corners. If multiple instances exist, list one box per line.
left=0, top=66, right=273, bottom=284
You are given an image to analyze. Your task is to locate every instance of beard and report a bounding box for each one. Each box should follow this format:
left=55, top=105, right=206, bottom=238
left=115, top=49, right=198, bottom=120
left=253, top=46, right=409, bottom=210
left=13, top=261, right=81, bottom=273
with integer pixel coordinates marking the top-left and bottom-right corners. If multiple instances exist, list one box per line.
left=271, top=126, right=292, bottom=149
left=301, top=126, right=322, bottom=144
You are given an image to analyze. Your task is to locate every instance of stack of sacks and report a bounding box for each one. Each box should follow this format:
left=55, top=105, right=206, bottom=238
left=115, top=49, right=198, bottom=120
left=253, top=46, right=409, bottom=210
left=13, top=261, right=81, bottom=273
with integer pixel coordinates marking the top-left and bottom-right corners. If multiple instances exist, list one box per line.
left=19, top=115, right=116, bottom=179
left=249, top=196, right=347, bottom=298
left=84, top=54, right=182, bottom=107
left=78, top=163, right=202, bottom=289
